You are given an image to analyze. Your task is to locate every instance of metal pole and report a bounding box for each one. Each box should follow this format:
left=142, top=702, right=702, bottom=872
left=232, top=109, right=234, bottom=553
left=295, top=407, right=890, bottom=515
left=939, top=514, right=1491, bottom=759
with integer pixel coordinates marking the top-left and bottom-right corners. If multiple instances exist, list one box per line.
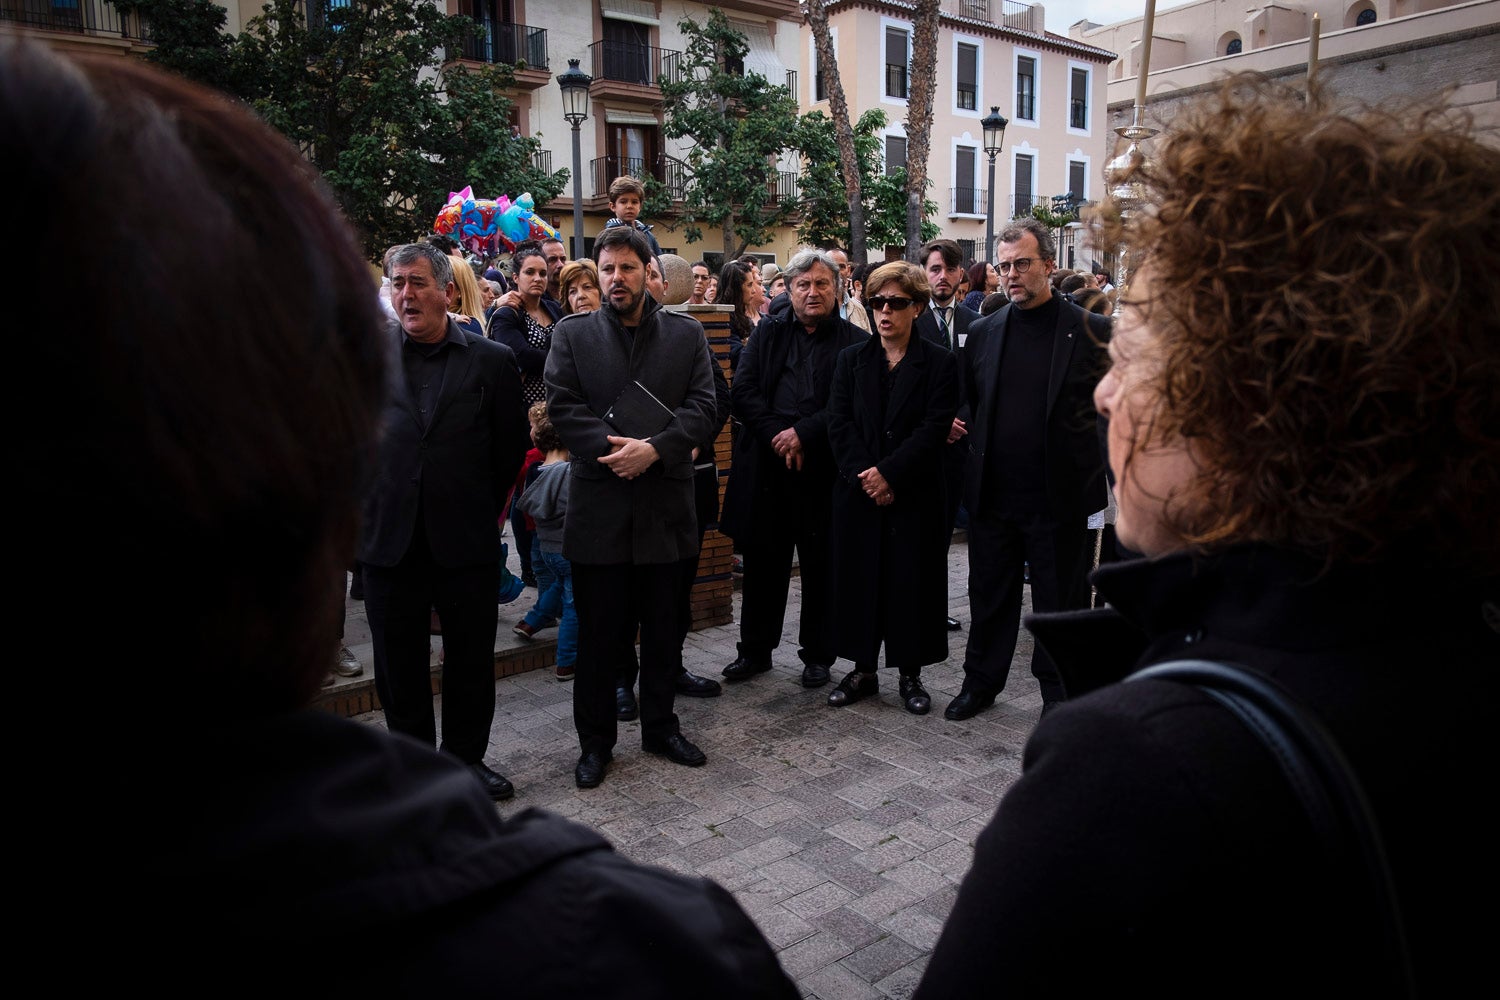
left=570, top=122, right=585, bottom=261
left=984, top=152, right=998, bottom=262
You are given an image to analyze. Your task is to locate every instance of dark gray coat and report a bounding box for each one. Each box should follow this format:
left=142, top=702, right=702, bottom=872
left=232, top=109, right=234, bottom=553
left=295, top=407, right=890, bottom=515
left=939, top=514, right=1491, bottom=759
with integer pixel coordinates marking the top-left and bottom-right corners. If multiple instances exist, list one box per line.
left=544, top=296, right=716, bottom=566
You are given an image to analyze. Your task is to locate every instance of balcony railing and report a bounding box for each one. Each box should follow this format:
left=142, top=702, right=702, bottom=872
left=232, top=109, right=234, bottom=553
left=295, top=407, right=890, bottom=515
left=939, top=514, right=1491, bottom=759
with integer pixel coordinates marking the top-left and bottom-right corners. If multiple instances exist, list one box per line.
left=886, top=63, right=908, bottom=99
left=944, top=0, right=1040, bottom=33
left=0, top=0, right=152, bottom=40
left=590, top=40, right=679, bottom=88
left=1069, top=98, right=1087, bottom=130
left=785, top=69, right=797, bottom=95
left=950, top=187, right=987, bottom=215
left=532, top=149, right=552, bottom=176
left=453, top=21, right=548, bottom=70
left=591, top=154, right=689, bottom=201
left=768, top=170, right=799, bottom=205
left=1012, top=194, right=1041, bottom=217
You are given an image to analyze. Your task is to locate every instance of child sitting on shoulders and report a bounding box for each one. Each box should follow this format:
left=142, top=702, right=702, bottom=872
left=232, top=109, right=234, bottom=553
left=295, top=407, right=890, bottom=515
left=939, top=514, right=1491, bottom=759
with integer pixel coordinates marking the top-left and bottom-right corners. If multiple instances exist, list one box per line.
left=602, top=175, right=661, bottom=255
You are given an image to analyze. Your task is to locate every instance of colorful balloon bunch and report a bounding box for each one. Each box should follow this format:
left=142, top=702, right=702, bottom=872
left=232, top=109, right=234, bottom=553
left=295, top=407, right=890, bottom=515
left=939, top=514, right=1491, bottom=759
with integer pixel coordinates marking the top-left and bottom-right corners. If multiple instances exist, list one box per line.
left=433, top=186, right=561, bottom=255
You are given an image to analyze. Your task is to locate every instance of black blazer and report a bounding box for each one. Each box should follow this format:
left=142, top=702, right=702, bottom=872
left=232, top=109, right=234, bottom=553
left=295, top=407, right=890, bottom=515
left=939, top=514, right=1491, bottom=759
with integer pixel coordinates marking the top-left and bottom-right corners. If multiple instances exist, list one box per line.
left=359, top=318, right=530, bottom=568
left=961, top=296, right=1110, bottom=519
left=486, top=298, right=564, bottom=378
left=915, top=301, right=975, bottom=422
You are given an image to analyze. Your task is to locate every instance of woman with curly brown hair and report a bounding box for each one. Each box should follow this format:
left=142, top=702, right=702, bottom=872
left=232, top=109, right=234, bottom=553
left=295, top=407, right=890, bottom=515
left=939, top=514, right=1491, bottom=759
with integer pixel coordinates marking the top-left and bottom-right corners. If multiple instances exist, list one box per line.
left=917, top=76, right=1499, bottom=999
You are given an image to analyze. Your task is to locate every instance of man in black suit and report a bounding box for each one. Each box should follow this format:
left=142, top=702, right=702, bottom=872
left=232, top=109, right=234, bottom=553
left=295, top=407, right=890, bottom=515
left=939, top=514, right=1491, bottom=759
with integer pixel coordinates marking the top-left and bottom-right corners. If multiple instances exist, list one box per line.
left=360, top=242, right=531, bottom=798
left=718, top=249, right=866, bottom=689
left=944, top=219, right=1110, bottom=721
left=914, top=238, right=977, bottom=632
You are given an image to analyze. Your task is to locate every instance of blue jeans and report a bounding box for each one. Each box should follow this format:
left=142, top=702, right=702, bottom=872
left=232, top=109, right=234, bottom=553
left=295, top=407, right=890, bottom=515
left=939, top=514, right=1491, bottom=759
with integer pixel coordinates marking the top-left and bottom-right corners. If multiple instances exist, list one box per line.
left=524, top=542, right=576, bottom=669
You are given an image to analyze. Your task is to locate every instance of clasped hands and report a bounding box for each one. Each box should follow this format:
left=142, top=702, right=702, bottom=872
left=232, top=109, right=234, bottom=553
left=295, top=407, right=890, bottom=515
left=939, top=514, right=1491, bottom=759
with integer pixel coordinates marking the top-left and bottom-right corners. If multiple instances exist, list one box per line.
left=771, top=427, right=804, bottom=471
left=601, top=435, right=660, bottom=480
left=858, top=467, right=894, bottom=507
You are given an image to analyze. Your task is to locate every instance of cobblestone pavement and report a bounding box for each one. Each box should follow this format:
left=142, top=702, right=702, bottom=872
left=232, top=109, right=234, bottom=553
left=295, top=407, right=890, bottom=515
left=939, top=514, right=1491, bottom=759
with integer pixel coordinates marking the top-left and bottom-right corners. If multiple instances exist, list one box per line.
left=349, top=538, right=1047, bottom=998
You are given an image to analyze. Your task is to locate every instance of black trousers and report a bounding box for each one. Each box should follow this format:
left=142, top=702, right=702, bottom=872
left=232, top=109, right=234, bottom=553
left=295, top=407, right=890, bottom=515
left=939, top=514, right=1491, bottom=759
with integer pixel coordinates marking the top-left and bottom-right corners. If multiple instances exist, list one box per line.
left=364, top=532, right=499, bottom=764
left=574, top=561, right=683, bottom=755
left=737, top=475, right=835, bottom=666
left=940, top=441, right=968, bottom=542
left=620, top=464, right=721, bottom=690
left=960, top=508, right=1093, bottom=702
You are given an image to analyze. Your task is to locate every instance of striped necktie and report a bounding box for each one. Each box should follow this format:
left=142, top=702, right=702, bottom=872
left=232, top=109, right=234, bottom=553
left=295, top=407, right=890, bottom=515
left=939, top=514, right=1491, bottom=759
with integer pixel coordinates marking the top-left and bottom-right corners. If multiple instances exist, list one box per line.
left=935, top=306, right=952, bottom=349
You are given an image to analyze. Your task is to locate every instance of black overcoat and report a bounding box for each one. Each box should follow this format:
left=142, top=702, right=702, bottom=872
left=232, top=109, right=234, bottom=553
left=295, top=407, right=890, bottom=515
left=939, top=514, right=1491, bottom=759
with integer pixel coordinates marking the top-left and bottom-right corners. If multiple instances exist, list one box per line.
left=825, top=333, right=959, bottom=670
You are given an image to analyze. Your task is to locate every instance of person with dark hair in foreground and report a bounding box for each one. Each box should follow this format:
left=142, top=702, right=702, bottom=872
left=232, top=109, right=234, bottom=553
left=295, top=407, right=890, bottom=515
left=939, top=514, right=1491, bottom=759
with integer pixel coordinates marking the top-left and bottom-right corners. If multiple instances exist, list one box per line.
left=9, top=40, right=795, bottom=995
left=916, top=76, right=1499, bottom=998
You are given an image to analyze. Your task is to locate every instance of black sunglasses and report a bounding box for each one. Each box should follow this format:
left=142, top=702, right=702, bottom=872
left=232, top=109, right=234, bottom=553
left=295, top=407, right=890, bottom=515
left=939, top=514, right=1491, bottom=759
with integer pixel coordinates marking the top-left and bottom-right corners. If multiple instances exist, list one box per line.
left=867, top=295, right=914, bottom=312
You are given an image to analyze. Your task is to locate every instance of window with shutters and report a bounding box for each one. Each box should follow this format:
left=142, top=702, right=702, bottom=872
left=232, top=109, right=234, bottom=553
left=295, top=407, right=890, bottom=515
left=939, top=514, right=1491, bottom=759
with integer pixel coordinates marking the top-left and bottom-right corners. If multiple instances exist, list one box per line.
left=956, top=43, right=978, bottom=111
left=1069, top=66, right=1089, bottom=130
left=885, top=25, right=910, bottom=100
left=885, top=135, right=907, bottom=176
left=1016, top=55, right=1036, bottom=122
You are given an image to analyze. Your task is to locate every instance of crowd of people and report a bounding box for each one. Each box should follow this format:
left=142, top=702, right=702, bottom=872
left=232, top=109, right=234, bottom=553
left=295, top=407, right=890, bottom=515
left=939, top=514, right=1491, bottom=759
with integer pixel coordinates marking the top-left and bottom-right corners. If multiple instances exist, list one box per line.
left=22, top=33, right=1495, bottom=994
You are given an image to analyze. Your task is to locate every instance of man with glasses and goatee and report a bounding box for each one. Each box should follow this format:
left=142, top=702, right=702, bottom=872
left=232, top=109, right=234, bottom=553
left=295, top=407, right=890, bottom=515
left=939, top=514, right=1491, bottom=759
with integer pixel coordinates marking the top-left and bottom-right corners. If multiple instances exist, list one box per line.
left=943, top=218, right=1111, bottom=723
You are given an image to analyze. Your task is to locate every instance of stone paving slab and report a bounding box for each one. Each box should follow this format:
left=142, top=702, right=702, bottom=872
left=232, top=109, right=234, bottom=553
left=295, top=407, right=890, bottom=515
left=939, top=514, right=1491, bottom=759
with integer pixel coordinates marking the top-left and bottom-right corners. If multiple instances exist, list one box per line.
left=347, top=538, right=1049, bottom=997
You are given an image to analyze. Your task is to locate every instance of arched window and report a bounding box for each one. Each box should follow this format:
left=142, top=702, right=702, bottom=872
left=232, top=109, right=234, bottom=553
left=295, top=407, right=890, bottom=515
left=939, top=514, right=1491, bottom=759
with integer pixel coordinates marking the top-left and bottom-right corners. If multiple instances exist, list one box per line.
left=1356, top=7, right=1377, bottom=25
left=1226, top=37, right=1243, bottom=55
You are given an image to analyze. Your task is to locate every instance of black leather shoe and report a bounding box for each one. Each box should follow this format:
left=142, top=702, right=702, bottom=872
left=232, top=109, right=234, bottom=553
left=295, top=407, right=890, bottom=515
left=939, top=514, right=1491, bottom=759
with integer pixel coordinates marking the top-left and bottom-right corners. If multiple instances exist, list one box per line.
left=575, top=751, right=610, bottom=788
left=945, top=617, right=963, bottom=632
left=899, top=675, right=932, bottom=715
left=827, top=670, right=878, bottom=707
left=801, top=662, right=831, bottom=688
left=722, top=654, right=772, bottom=682
left=616, top=686, right=639, bottom=721
left=944, top=688, right=997, bottom=721
left=469, top=762, right=515, bottom=801
left=676, top=670, right=722, bottom=698
left=643, top=732, right=707, bottom=767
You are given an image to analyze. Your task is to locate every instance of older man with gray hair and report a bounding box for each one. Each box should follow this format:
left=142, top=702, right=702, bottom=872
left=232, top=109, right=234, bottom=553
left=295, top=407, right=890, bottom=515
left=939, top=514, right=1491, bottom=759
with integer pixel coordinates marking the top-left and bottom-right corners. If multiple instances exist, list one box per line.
left=719, top=249, right=867, bottom=687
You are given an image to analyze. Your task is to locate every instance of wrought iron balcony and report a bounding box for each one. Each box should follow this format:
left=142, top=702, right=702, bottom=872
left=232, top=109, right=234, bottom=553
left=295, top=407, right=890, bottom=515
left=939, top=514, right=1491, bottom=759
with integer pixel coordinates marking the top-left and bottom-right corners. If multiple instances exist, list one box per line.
left=589, top=40, right=679, bottom=89
left=1, top=0, right=152, bottom=40
left=950, top=187, right=987, bottom=216
left=590, top=154, right=689, bottom=201
left=944, top=0, right=1040, bottom=33
left=454, top=21, right=548, bottom=70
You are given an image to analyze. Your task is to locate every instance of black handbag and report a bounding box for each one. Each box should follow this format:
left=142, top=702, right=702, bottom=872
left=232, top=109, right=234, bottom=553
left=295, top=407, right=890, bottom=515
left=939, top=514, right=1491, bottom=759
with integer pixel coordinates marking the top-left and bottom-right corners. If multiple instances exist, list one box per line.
left=1128, top=659, right=1415, bottom=999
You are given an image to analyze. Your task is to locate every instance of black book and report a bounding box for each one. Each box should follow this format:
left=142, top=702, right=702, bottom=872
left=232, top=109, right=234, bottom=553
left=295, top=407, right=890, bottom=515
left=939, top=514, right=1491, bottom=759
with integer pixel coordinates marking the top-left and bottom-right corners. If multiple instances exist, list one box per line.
left=603, top=380, right=675, bottom=439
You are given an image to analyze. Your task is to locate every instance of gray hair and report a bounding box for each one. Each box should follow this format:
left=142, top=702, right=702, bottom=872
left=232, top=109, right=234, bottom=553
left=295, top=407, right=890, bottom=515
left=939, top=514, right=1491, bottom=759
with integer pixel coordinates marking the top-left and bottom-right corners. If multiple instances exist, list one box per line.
left=996, top=217, right=1056, bottom=262
left=389, top=243, right=454, bottom=287
left=782, top=248, right=843, bottom=299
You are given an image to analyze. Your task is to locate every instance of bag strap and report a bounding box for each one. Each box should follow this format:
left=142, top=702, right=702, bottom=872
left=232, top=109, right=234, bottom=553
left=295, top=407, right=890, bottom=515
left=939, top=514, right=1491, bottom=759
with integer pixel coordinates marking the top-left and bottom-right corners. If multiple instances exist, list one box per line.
left=1128, top=659, right=1414, bottom=998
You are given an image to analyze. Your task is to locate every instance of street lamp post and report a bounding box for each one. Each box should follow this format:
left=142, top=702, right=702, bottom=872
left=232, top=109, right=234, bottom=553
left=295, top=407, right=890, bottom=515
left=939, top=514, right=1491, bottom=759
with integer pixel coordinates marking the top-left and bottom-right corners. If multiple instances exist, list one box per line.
left=981, top=106, right=1008, bottom=263
left=557, top=58, right=592, bottom=261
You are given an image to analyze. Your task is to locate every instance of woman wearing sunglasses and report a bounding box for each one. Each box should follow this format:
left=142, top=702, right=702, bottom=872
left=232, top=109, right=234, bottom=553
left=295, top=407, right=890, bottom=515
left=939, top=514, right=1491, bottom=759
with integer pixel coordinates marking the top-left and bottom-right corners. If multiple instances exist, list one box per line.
left=824, top=262, right=960, bottom=714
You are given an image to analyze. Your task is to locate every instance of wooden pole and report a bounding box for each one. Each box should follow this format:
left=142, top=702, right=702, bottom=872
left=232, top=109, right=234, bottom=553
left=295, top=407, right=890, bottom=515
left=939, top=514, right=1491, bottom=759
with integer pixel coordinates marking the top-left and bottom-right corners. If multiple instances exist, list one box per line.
left=1135, top=0, right=1157, bottom=111
left=1308, top=14, right=1321, bottom=85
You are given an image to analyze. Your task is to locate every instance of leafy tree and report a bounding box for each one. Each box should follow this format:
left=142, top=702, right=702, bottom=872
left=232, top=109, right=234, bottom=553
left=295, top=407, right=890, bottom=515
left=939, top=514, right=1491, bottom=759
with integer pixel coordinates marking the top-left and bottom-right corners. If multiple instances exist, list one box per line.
left=904, top=0, right=942, bottom=260
left=112, top=0, right=235, bottom=92
left=870, top=169, right=940, bottom=252
left=805, top=0, right=868, bottom=263
left=658, top=9, right=805, bottom=258
left=799, top=109, right=937, bottom=255
left=116, top=0, right=565, bottom=257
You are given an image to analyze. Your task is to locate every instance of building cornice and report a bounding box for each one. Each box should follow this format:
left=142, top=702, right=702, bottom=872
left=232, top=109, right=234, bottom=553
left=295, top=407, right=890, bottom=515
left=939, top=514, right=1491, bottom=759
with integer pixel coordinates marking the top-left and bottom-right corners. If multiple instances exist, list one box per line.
left=812, top=0, right=1118, bottom=63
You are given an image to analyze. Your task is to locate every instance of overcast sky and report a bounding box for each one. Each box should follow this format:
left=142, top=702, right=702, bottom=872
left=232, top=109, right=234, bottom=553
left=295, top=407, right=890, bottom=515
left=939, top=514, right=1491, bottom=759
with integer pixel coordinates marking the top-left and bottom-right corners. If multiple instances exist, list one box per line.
left=1041, top=0, right=1156, bottom=36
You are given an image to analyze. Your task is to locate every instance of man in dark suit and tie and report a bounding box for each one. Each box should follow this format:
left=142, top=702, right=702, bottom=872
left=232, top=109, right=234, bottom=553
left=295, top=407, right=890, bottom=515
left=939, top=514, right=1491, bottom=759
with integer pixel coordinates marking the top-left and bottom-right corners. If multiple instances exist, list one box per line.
left=944, top=219, right=1110, bottom=721
left=360, top=243, right=531, bottom=799
left=914, top=238, right=976, bottom=632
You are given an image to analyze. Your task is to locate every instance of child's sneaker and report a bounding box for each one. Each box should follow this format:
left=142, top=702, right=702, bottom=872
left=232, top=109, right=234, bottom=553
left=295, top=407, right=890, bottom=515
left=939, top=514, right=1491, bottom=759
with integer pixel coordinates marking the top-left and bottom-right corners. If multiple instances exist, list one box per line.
left=555, top=663, right=575, bottom=680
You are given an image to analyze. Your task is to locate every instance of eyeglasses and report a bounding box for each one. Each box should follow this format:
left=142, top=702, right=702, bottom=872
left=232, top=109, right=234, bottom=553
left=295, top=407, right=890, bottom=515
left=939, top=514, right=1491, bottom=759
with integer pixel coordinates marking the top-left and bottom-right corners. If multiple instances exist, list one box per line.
left=997, top=258, right=1037, bottom=275
left=867, top=295, right=914, bottom=312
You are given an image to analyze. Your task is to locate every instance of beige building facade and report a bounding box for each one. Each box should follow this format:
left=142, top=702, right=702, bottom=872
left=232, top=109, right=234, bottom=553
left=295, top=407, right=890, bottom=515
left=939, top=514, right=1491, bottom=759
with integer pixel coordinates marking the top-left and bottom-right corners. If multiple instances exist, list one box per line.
left=1070, top=0, right=1499, bottom=143
left=802, top=1, right=1116, bottom=263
